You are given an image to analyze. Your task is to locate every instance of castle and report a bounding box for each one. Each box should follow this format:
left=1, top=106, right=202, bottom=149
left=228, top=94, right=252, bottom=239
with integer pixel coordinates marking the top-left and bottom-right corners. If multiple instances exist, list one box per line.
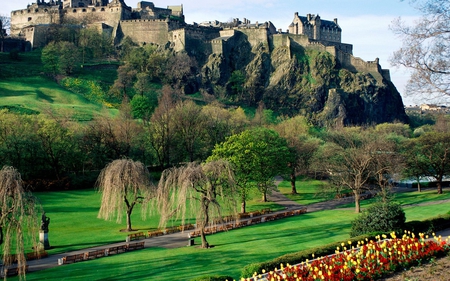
left=9, top=0, right=390, bottom=82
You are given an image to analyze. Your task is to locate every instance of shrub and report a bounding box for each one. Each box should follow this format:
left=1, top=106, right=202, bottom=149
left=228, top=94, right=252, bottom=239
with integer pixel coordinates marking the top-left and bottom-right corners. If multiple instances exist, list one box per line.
left=404, top=214, right=450, bottom=234
left=350, top=201, right=406, bottom=237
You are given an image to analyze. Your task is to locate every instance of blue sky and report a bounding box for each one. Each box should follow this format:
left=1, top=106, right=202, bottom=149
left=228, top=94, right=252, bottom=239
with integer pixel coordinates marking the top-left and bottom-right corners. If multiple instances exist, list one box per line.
left=2, top=0, right=424, bottom=105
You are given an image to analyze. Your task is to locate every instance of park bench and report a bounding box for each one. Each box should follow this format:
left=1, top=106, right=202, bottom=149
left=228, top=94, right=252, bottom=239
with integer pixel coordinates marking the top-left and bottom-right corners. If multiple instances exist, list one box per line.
left=127, top=241, right=145, bottom=251
left=106, top=245, right=127, bottom=255
left=148, top=230, right=164, bottom=237
left=26, top=251, right=48, bottom=261
left=178, top=223, right=194, bottom=231
left=86, top=249, right=106, bottom=260
left=250, top=217, right=262, bottom=224
left=62, top=253, right=85, bottom=264
left=249, top=211, right=261, bottom=217
left=261, top=208, right=271, bottom=214
left=189, top=230, right=200, bottom=238
left=126, top=232, right=146, bottom=242
left=164, top=226, right=179, bottom=234
left=1, top=265, right=28, bottom=277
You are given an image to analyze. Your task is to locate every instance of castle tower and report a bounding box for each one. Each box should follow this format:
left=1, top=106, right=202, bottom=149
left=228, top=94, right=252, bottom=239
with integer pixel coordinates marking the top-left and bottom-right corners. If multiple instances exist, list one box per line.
left=313, top=14, right=321, bottom=40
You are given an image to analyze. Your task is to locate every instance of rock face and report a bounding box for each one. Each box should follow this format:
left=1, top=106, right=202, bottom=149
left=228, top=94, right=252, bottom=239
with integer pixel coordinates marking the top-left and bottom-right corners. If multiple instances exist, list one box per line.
left=200, top=40, right=408, bottom=126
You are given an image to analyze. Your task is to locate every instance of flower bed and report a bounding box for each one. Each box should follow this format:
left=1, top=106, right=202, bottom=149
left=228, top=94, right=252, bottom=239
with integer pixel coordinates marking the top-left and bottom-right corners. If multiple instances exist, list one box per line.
left=247, top=232, right=449, bottom=281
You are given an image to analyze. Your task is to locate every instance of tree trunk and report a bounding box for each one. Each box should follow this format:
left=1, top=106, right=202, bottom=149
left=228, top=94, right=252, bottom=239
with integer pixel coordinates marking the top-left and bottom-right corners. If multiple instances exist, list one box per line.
left=241, top=200, right=246, bottom=214
left=290, top=169, right=297, bottom=194
left=437, top=181, right=443, bottom=194
left=200, top=229, right=209, bottom=249
left=416, top=176, right=421, bottom=192
left=126, top=209, right=133, bottom=231
left=262, top=191, right=267, bottom=202
left=354, top=191, right=361, bottom=213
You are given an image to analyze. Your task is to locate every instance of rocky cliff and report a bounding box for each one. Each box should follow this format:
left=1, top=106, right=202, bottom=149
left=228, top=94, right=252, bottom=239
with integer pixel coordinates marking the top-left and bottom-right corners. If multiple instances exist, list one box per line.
left=199, top=38, right=408, bottom=126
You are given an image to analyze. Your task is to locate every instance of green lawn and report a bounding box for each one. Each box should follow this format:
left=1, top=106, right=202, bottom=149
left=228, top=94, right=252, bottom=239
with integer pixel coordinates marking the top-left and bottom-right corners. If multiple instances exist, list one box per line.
left=0, top=76, right=116, bottom=120
left=9, top=180, right=450, bottom=281
left=277, top=177, right=334, bottom=205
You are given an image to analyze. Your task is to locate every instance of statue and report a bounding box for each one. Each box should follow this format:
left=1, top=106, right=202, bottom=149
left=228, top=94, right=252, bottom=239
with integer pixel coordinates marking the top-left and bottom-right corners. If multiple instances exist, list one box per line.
left=40, top=212, right=50, bottom=232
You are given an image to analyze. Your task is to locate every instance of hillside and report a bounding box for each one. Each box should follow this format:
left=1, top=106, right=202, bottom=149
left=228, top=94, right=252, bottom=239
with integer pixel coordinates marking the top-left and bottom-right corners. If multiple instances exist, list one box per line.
left=200, top=41, right=408, bottom=126
left=0, top=51, right=117, bottom=120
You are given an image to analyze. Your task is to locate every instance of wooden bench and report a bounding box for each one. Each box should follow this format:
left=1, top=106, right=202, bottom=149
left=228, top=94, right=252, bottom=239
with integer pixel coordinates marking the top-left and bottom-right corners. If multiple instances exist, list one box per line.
left=250, top=217, right=262, bottom=224
left=62, top=253, right=85, bottom=264
left=261, top=208, right=271, bottom=214
left=127, top=241, right=145, bottom=251
left=106, top=245, right=127, bottom=255
left=1, top=265, right=28, bottom=277
left=148, top=230, right=164, bottom=237
left=127, top=232, right=146, bottom=242
left=26, top=251, right=48, bottom=261
left=86, top=249, right=106, bottom=260
left=189, top=230, right=200, bottom=238
left=164, top=226, right=179, bottom=234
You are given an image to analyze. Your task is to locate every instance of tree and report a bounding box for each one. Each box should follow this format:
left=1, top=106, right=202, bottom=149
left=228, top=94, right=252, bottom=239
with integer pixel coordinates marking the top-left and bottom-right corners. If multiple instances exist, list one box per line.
left=318, top=128, right=386, bottom=213
left=155, top=161, right=237, bottom=248
left=411, top=132, right=450, bottom=194
left=41, top=41, right=80, bottom=76
left=96, top=159, right=155, bottom=231
left=171, top=100, right=207, bottom=162
left=208, top=128, right=291, bottom=212
left=0, top=15, right=10, bottom=52
left=0, top=166, right=39, bottom=279
left=273, top=115, right=319, bottom=194
left=390, top=0, right=450, bottom=99
left=147, top=86, right=177, bottom=168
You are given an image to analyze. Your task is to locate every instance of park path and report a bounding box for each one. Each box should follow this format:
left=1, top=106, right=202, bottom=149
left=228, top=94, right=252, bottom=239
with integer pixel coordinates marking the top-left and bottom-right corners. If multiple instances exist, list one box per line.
left=23, top=179, right=450, bottom=273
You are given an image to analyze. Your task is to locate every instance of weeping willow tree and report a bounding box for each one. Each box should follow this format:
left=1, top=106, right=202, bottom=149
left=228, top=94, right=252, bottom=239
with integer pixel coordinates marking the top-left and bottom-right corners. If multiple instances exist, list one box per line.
left=97, top=159, right=155, bottom=232
left=156, top=160, right=238, bottom=248
left=0, top=166, right=39, bottom=280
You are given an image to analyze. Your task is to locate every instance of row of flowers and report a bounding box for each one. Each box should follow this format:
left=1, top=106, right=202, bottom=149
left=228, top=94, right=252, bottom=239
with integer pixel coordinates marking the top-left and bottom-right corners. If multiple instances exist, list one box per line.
left=246, top=231, right=449, bottom=281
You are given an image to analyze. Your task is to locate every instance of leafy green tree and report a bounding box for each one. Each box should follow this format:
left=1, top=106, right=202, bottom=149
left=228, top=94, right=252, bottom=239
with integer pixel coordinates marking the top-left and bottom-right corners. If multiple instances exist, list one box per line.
left=41, top=41, right=80, bottom=76
left=273, top=115, right=319, bottom=194
left=229, top=70, right=245, bottom=100
left=208, top=128, right=292, bottom=212
left=130, top=93, right=156, bottom=122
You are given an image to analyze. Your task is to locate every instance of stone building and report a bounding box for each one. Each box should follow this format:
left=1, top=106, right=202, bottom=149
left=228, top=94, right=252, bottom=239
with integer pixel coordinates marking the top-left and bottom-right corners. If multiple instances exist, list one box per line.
left=8, top=0, right=391, bottom=83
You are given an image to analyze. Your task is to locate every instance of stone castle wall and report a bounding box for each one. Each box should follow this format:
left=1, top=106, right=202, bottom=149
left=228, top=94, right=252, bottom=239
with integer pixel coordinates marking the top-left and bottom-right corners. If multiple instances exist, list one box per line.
left=119, top=19, right=171, bottom=46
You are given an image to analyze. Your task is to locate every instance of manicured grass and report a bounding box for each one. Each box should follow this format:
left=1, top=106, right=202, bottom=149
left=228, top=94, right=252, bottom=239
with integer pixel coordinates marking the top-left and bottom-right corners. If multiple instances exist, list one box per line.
left=11, top=181, right=450, bottom=281
left=0, top=76, right=116, bottom=120
left=277, top=177, right=335, bottom=205
left=14, top=209, right=359, bottom=281
left=33, top=189, right=283, bottom=255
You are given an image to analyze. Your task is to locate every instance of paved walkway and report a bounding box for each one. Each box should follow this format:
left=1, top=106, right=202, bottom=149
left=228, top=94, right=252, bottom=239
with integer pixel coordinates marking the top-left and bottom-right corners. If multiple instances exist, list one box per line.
left=23, top=181, right=450, bottom=273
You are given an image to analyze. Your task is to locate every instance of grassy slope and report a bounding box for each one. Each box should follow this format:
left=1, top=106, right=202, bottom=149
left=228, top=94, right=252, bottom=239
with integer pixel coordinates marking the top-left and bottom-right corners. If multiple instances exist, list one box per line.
left=11, top=182, right=450, bottom=281
left=0, top=51, right=117, bottom=120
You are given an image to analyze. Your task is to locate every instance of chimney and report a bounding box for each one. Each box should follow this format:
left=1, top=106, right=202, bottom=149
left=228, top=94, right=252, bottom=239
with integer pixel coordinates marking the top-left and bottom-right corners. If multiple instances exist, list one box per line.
left=334, top=18, right=338, bottom=24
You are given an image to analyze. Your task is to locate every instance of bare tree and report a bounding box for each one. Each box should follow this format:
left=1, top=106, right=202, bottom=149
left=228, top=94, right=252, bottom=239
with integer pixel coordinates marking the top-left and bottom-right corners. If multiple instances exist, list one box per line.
left=0, top=15, right=10, bottom=53
left=390, top=0, right=450, bottom=100
left=96, top=159, right=155, bottom=231
left=0, top=166, right=39, bottom=280
left=155, top=161, right=237, bottom=248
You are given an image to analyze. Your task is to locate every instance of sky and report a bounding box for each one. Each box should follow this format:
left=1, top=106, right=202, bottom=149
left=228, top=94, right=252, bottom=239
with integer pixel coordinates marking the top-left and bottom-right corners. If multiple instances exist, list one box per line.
left=2, top=0, right=428, bottom=106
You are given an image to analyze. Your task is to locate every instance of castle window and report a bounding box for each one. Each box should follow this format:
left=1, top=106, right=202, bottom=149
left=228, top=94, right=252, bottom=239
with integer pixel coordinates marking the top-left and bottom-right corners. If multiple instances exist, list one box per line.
left=28, top=17, right=32, bottom=21
left=35, top=9, right=39, bottom=12
left=44, top=9, right=48, bottom=12
left=101, top=8, right=105, bottom=11
left=73, top=9, right=77, bottom=13
left=92, top=8, right=96, bottom=11
left=82, top=9, right=86, bottom=12
left=13, top=12, right=16, bottom=15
